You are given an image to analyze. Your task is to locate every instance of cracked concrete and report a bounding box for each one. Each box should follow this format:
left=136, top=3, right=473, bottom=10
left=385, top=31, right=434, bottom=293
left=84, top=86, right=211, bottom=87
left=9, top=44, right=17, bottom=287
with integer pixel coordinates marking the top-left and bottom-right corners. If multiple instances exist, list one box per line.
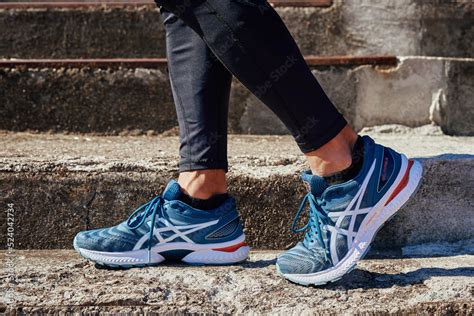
left=0, top=250, right=473, bottom=314
left=0, top=127, right=473, bottom=250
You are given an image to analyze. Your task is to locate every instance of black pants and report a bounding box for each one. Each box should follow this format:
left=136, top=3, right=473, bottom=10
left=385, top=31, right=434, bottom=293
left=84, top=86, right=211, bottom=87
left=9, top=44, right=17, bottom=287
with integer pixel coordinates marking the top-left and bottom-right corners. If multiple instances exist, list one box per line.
left=157, top=0, right=347, bottom=172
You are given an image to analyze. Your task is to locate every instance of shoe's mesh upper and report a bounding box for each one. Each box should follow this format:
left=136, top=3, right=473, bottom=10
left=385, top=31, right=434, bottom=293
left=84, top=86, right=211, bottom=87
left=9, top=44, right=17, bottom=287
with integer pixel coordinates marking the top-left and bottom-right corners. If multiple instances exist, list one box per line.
left=277, top=242, right=331, bottom=275
left=338, top=215, right=350, bottom=230
left=75, top=221, right=140, bottom=252
left=354, top=213, right=366, bottom=233
left=336, top=233, right=349, bottom=261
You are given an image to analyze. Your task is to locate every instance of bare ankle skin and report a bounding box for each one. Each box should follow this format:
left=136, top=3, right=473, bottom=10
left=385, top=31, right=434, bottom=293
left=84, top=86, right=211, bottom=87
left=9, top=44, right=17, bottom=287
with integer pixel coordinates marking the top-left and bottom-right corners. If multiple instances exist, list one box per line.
left=178, top=169, right=228, bottom=199
left=178, top=125, right=357, bottom=196
left=305, top=125, right=358, bottom=177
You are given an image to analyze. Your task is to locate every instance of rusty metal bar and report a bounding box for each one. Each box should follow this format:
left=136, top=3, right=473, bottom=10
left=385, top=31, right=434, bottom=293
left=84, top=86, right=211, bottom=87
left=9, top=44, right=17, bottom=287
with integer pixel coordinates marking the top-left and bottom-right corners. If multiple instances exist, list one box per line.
left=304, top=55, right=398, bottom=67
left=0, top=1, right=153, bottom=8
left=272, top=0, right=332, bottom=7
left=0, top=56, right=398, bottom=68
left=0, top=58, right=168, bottom=68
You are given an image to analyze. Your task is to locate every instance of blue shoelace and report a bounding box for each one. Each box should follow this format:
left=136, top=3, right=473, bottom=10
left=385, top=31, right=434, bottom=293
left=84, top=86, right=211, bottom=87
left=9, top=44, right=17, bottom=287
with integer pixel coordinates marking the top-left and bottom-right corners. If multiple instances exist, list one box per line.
left=291, top=193, right=330, bottom=255
left=126, top=196, right=164, bottom=250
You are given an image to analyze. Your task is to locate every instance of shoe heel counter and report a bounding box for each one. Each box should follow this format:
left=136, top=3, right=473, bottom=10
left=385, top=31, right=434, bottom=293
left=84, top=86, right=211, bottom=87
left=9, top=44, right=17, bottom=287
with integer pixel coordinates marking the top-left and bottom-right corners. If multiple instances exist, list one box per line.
left=206, top=216, right=245, bottom=241
left=378, top=146, right=404, bottom=187
left=206, top=198, right=245, bottom=241
left=364, top=143, right=405, bottom=206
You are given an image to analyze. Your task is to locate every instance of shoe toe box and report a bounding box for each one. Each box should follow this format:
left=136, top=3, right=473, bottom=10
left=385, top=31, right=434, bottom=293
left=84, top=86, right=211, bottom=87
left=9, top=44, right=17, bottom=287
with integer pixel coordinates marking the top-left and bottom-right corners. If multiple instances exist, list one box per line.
left=73, top=226, right=137, bottom=252
left=276, top=242, right=330, bottom=275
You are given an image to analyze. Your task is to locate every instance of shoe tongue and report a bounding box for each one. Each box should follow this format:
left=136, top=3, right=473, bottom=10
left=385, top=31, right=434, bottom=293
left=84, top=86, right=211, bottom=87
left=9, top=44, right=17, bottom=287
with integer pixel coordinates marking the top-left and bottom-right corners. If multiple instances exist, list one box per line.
left=301, top=170, right=328, bottom=196
left=162, top=180, right=182, bottom=201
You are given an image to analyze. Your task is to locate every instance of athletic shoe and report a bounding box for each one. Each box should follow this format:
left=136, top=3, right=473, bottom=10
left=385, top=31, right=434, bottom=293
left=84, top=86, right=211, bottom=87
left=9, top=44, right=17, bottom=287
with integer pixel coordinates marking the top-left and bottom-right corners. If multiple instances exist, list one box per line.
left=73, top=180, right=249, bottom=267
left=276, top=135, right=423, bottom=285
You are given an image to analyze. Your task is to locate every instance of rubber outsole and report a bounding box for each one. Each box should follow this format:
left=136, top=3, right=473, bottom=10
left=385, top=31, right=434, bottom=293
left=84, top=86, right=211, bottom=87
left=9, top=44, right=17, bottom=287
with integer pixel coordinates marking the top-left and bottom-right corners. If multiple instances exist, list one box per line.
left=75, top=246, right=251, bottom=268
left=74, top=236, right=250, bottom=268
left=278, top=158, right=424, bottom=286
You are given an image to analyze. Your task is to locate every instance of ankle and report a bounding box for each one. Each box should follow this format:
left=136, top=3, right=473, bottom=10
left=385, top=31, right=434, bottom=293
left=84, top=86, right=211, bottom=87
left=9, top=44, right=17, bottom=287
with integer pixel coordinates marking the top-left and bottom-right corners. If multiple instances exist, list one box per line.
left=178, top=169, right=227, bottom=199
left=305, top=125, right=358, bottom=177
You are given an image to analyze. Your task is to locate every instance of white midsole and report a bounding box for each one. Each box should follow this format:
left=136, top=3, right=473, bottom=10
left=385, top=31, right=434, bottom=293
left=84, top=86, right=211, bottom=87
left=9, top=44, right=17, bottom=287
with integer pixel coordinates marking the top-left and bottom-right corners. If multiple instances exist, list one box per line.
left=74, top=234, right=249, bottom=265
left=182, top=246, right=251, bottom=264
left=283, top=157, right=423, bottom=285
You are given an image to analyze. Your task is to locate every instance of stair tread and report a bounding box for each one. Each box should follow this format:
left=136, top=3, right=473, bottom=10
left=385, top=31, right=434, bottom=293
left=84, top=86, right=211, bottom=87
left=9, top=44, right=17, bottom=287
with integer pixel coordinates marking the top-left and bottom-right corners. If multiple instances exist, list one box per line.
left=1, top=249, right=472, bottom=314
left=1, top=127, right=473, bottom=175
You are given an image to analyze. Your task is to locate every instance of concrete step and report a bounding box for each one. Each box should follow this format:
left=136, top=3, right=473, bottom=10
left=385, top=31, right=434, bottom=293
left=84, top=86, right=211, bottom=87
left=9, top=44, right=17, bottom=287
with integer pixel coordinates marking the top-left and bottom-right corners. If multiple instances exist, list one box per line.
left=0, top=0, right=472, bottom=59
left=1, top=56, right=473, bottom=135
left=1, top=128, right=473, bottom=250
left=1, top=249, right=473, bottom=314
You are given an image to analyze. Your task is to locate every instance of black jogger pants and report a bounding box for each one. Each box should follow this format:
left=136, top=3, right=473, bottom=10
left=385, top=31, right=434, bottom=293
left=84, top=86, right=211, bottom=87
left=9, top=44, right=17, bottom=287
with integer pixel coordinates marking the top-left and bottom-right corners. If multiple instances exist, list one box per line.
left=157, top=0, right=347, bottom=172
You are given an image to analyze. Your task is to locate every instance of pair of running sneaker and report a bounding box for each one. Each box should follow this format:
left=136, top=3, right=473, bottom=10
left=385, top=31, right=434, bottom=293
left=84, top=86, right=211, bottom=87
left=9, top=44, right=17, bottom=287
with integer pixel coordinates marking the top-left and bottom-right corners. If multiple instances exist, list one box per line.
left=74, top=136, right=422, bottom=286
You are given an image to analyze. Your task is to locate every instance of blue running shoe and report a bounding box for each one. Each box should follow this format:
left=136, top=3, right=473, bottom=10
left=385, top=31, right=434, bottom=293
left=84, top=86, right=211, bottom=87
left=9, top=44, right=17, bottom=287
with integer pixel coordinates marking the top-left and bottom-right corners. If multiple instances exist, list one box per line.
left=73, top=180, right=249, bottom=267
left=276, top=136, right=423, bottom=285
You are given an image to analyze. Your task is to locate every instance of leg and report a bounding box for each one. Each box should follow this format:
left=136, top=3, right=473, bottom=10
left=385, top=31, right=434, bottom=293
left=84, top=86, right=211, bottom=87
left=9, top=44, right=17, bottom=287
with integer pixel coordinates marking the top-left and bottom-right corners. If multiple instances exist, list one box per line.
left=160, top=8, right=232, bottom=198
left=156, top=0, right=423, bottom=286
left=155, top=0, right=348, bottom=163
left=305, top=125, right=357, bottom=176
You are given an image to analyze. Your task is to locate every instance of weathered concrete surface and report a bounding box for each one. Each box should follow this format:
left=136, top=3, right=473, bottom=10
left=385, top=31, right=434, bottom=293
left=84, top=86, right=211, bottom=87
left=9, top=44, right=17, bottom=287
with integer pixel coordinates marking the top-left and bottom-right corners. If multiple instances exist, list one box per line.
left=334, top=0, right=474, bottom=58
left=440, top=59, right=474, bottom=136
left=0, top=66, right=177, bottom=134
left=246, top=57, right=474, bottom=135
left=0, top=7, right=167, bottom=59
left=1, top=0, right=473, bottom=59
left=1, top=57, right=474, bottom=135
left=0, top=250, right=473, bottom=314
left=402, top=238, right=474, bottom=258
left=1, top=128, right=473, bottom=250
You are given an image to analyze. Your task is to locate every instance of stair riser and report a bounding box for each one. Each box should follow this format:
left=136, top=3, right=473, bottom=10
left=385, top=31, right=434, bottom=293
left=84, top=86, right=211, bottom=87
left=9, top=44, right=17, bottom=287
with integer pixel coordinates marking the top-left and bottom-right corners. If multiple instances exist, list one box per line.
left=1, top=57, right=473, bottom=135
left=1, top=158, right=472, bottom=250
left=1, top=0, right=473, bottom=59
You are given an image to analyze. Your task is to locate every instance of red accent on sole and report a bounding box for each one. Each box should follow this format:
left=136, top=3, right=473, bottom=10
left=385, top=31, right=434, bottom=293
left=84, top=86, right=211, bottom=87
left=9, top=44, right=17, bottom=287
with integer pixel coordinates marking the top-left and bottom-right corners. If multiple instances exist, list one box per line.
left=385, top=160, right=414, bottom=206
left=213, top=241, right=247, bottom=253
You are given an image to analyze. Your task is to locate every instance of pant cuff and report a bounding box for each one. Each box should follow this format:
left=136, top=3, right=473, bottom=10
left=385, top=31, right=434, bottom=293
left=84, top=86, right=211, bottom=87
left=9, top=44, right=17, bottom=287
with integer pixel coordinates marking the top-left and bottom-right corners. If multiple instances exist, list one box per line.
left=297, top=116, right=348, bottom=153
left=179, top=159, right=229, bottom=173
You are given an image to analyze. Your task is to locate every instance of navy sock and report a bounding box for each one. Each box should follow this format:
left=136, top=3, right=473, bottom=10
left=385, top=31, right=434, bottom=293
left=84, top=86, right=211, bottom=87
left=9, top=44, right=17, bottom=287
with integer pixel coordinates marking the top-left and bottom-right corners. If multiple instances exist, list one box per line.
left=324, top=136, right=364, bottom=185
left=178, top=192, right=229, bottom=210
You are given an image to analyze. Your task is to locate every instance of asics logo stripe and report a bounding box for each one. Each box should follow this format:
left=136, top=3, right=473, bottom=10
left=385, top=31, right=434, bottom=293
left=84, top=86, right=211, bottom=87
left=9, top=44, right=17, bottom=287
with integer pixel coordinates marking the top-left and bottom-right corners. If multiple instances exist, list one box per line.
left=133, top=219, right=219, bottom=250
left=328, top=159, right=377, bottom=265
